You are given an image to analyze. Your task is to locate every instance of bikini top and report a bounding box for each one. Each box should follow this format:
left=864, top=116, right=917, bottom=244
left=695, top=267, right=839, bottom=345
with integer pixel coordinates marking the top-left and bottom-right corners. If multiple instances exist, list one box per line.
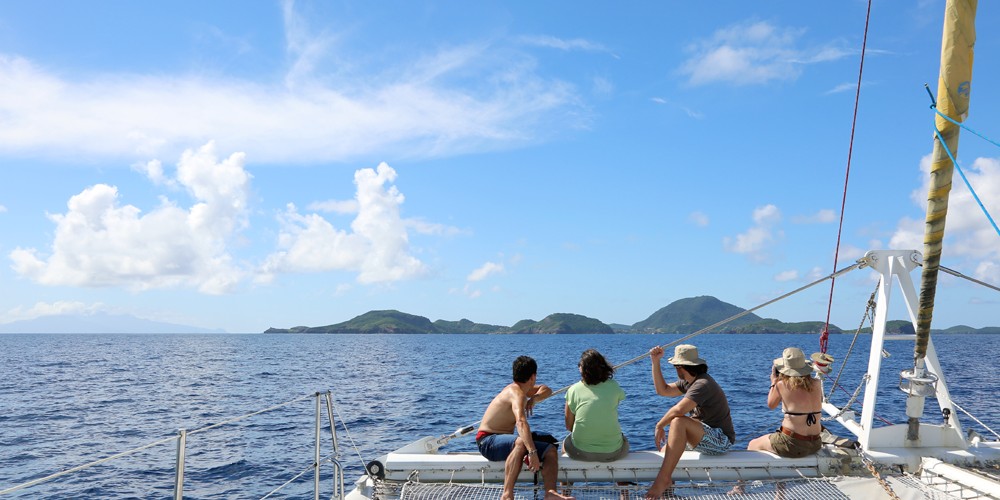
left=784, top=410, right=821, bottom=426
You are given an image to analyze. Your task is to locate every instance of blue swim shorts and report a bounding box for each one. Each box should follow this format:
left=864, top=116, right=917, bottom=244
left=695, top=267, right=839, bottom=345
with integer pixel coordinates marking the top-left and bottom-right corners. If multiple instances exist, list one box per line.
left=687, top=421, right=733, bottom=455
left=478, top=433, right=554, bottom=462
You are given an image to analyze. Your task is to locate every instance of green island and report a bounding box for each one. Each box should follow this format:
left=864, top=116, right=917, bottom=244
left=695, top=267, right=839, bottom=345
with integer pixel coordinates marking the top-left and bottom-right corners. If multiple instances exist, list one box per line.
left=264, top=295, right=1000, bottom=335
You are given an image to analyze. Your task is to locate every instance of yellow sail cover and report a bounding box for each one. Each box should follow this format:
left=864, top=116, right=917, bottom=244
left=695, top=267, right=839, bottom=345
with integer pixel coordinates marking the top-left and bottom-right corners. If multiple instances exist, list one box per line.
left=915, top=0, right=977, bottom=360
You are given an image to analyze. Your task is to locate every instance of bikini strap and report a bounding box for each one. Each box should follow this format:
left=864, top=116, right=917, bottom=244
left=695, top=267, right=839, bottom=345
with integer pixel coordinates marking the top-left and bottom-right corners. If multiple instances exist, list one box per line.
left=783, top=410, right=821, bottom=426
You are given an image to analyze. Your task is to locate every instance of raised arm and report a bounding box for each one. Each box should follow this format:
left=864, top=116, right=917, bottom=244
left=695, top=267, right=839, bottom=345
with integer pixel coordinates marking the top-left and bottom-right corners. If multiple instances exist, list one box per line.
left=650, top=346, right=682, bottom=397
left=767, top=370, right=782, bottom=410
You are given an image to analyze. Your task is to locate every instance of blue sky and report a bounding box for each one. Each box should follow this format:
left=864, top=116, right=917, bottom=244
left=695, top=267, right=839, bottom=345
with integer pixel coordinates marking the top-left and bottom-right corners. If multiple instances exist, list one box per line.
left=1, top=0, right=998, bottom=333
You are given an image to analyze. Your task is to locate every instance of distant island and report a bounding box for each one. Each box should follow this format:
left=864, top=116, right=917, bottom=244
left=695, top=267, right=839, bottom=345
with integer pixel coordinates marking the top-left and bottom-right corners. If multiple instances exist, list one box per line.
left=264, top=295, right=1000, bottom=335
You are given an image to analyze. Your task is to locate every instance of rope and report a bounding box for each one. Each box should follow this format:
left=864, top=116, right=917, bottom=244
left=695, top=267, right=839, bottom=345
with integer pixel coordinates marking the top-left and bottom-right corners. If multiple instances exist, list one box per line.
left=827, top=284, right=878, bottom=401
left=187, top=393, right=314, bottom=437
left=950, top=400, right=1000, bottom=440
left=940, top=265, right=1000, bottom=293
left=0, top=392, right=317, bottom=496
left=933, top=106, right=1000, bottom=150
left=931, top=126, right=1000, bottom=239
left=822, top=0, right=873, bottom=355
left=259, top=461, right=317, bottom=499
left=0, top=435, right=177, bottom=495
left=326, top=393, right=371, bottom=475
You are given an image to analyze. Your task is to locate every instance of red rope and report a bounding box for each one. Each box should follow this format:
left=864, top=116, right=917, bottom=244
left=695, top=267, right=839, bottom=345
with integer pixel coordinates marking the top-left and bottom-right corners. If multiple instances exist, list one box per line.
left=822, top=0, right=873, bottom=354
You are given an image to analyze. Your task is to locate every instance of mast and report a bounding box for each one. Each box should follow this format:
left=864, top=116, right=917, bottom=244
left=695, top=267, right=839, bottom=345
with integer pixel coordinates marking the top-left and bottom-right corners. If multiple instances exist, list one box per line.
left=910, top=0, right=976, bottom=441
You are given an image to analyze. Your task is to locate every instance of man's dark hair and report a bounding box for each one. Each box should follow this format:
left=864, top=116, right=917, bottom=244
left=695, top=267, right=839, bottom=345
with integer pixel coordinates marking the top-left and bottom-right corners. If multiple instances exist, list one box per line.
left=512, top=356, right=537, bottom=383
left=677, top=364, right=709, bottom=377
left=579, top=349, right=614, bottom=386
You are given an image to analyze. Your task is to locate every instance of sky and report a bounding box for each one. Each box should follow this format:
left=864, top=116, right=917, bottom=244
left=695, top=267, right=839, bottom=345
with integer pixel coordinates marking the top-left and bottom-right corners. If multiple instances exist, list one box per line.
left=1, top=0, right=998, bottom=334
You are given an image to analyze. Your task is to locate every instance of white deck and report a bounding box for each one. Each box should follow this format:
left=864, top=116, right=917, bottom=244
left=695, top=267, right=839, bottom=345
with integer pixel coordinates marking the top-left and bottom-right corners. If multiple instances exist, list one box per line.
left=383, top=448, right=845, bottom=483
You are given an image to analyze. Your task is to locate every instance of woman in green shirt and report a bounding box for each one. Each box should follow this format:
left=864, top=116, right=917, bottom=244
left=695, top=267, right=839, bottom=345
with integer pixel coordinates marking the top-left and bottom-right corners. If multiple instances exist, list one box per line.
left=563, top=349, right=629, bottom=461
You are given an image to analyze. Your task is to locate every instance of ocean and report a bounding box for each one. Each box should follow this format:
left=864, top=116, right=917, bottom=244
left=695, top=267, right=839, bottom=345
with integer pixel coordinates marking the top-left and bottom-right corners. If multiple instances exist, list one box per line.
left=1, top=333, right=997, bottom=499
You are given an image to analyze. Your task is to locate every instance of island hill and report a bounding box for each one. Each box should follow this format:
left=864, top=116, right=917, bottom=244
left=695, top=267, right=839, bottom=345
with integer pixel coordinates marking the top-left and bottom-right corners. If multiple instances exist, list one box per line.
left=264, top=295, right=1000, bottom=335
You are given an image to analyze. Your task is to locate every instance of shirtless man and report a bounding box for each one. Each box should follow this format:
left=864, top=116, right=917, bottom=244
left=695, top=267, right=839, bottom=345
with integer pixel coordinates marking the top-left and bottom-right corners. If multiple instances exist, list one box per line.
left=476, top=355, right=574, bottom=500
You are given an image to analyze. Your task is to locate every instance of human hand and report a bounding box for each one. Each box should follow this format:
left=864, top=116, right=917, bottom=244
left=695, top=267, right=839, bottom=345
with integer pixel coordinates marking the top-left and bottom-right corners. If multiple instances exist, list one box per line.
left=649, top=346, right=664, bottom=362
left=525, top=398, right=535, bottom=417
left=654, top=424, right=666, bottom=450
left=526, top=452, right=541, bottom=472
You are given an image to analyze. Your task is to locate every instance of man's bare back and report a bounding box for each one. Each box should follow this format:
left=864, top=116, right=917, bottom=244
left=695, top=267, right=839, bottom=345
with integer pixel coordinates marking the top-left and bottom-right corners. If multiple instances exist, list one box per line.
left=479, top=383, right=524, bottom=434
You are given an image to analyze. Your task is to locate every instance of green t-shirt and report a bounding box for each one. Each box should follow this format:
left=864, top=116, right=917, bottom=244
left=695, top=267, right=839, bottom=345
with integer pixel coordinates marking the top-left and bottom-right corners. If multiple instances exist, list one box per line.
left=565, top=379, right=626, bottom=453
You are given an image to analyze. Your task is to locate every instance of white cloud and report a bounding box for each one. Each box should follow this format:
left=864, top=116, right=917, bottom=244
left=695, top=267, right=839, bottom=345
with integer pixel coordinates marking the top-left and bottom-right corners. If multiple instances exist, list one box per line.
left=0, top=7, right=582, bottom=164
left=723, top=204, right=783, bottom=262
left=468, top=261, right=504, bottom=282
left=0, top=204, right=6, bottom=213
left=891, top=155, right=1000, bottom=281
left=688, top=211, right=710, bottom=227
left=260, top=162, right=428, bottom=284
left=307, top=199, right=359, bottom=215
left=2, top=301, right=108, bottom=323
left=518, top=35, right=612, bottom=55
left=825, top=82, right=858, bottom=95
left=774, top=270, right=798, bottom=282
left=133, top=159, right=173, bottom=186
left=9, top=142, right=250, bottom=294
left=792, top=209, right=836, bottom=224
left=680, top=21, right=850, bottom=86
left=405, top=218, right=462, bottom=236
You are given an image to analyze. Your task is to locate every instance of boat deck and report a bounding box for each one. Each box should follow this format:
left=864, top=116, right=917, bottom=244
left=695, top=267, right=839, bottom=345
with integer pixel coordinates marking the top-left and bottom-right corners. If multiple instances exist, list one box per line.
left=383, top=448, right=848, bottom=483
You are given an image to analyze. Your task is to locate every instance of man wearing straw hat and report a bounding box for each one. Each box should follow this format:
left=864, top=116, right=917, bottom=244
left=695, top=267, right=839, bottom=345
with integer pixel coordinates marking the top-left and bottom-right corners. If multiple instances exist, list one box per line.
left=645, top=344, right=735, bottom=499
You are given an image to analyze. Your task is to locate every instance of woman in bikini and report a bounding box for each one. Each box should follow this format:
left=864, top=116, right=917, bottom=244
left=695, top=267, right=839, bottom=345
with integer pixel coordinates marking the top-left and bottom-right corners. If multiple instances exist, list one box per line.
left=747, top=347, right=823, bottom=458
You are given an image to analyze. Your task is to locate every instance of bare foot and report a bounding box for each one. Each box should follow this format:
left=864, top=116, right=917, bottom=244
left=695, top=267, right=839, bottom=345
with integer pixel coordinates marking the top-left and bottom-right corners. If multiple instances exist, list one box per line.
left=644, top=483, right=676, bottom=499
left=545, top=489, right=575, bottom=500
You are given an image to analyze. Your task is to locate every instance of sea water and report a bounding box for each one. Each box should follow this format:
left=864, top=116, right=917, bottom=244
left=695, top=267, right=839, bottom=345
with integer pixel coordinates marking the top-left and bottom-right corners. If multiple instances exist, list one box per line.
left=1, top=333, right=997, bottom=499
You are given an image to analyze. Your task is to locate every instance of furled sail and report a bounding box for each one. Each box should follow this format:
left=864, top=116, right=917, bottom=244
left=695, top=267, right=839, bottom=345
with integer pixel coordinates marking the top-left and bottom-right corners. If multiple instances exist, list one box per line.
left=915, top=0, right=977, bottom=361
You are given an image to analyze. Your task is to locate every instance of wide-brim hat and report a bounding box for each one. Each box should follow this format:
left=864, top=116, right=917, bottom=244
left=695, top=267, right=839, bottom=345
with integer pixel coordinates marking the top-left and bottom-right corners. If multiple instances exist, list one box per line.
left=774, top=347, right=813, bottom=377
left=668, top=344, right=706, bottom=366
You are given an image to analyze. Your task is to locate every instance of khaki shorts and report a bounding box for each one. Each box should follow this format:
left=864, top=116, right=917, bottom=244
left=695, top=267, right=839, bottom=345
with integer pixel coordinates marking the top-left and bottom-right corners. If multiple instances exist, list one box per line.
left=769, top=430, right=822, bottom=458
left=562, top=433, right=629, bottom=462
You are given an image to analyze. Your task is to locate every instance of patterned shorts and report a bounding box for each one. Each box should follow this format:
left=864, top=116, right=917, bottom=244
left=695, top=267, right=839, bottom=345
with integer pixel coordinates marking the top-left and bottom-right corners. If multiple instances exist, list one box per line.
left=686, top=421, right=732, bottom=455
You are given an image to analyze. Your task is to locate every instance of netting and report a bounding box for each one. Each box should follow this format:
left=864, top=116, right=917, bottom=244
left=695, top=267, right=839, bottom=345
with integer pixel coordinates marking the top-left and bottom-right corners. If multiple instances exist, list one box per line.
left=397, top=477, right=853, bottom=500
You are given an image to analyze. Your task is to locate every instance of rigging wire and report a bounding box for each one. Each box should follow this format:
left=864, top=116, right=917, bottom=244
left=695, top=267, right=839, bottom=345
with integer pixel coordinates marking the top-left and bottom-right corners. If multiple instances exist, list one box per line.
left=821, top=0, right=873, bottom=355
left=929, top=115, right=1000, bottom=240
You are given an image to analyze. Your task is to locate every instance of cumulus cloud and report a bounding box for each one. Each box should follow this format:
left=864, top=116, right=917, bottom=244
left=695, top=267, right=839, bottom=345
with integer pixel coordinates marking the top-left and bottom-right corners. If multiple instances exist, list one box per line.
left=307, top=199, right=360, bottom=215
left=468, top=261, right=504, bottom=282
left=680, top=20, right=851, bottom=86
left=890, top=155, right=1000, bottom=283
left=723, top=204, right=783, bottom=262
left=0, top=5, right=582, bottom=164
left=792, top=209, right=836, bottom=224
left=9, top=142, right=250, bottom=294
left=259, top=162, right=428, bottom=284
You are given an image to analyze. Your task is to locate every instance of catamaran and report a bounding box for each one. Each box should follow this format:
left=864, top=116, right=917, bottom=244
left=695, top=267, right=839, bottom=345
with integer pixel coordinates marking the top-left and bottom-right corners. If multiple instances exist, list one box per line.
left=344, top=0, right=1000, bottom=498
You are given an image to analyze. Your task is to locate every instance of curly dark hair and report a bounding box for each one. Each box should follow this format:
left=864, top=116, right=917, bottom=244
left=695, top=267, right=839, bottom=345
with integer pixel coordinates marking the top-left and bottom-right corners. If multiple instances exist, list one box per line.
left=512, top=355, right=537, bottom=383
left=579, top=349, right=615, bottom=386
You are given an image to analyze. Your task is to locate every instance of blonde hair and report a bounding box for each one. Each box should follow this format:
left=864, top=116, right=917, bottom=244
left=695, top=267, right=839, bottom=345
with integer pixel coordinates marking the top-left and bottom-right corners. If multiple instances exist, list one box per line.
left=778, top=373, right=817, bottom=392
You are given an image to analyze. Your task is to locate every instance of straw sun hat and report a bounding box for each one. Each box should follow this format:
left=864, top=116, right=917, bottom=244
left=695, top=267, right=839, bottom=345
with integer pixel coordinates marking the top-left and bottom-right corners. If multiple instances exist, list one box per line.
left=668, top=344, right=706, bottom=366
left=773, top=347, right=813, bottom=377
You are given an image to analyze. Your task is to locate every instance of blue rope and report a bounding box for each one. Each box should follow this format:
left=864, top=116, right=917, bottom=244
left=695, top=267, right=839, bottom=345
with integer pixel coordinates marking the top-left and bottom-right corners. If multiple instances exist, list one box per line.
left=931, top=126, right=1000, bottom=239
left=933, top=107, right=1000, bottom=151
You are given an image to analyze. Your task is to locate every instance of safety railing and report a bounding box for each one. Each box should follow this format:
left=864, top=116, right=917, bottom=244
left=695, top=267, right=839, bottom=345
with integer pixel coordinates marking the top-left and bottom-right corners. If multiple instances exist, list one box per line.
left=0, top=390, right=347, bottom=500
